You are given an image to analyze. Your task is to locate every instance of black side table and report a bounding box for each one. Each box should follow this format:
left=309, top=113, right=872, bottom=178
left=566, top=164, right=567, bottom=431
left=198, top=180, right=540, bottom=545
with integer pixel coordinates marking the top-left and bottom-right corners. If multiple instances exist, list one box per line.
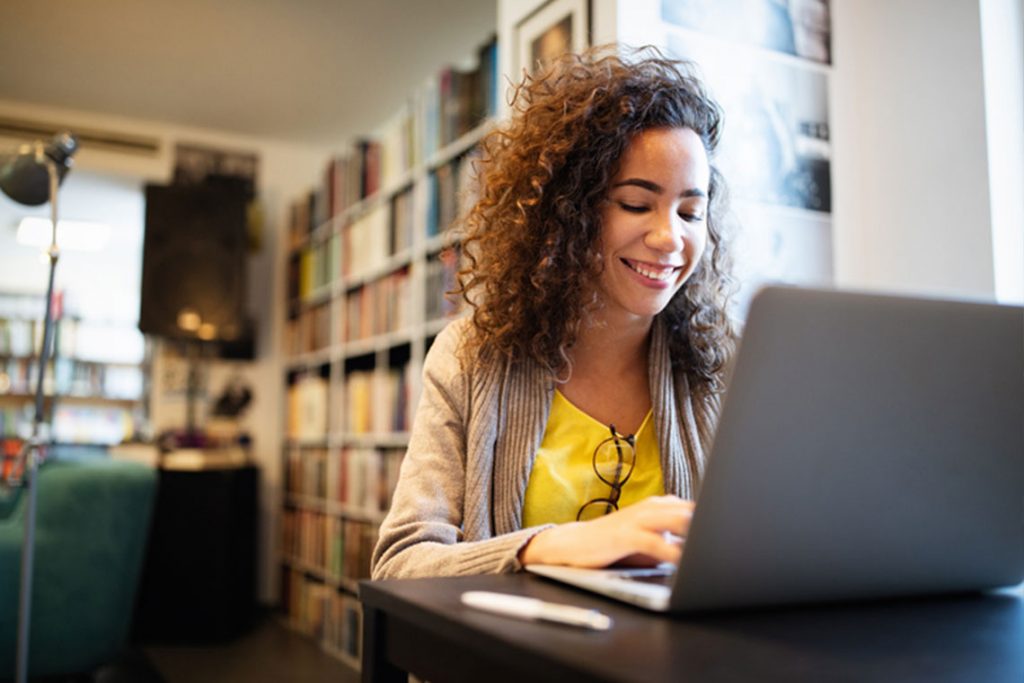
left=133, top=463, right=259, bottom=643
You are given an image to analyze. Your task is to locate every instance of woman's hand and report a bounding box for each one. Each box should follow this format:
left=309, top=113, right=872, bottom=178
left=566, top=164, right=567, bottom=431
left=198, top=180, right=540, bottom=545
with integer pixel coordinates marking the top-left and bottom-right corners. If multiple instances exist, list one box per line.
left=518, top=495, right=695, bottom=568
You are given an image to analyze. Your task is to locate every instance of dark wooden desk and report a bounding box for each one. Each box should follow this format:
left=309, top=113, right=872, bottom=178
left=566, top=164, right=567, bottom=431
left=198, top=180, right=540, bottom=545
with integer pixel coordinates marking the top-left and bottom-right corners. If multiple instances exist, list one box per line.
left=359, top=573, right=1024, bottom=682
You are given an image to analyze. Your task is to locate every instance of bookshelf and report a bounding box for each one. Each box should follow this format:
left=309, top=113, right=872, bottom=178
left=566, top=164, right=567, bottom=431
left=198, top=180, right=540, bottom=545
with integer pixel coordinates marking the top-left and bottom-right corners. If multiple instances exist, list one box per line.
left=279, top=35, right=497, bottom=668
left=0, top=291, right=149, bottom=463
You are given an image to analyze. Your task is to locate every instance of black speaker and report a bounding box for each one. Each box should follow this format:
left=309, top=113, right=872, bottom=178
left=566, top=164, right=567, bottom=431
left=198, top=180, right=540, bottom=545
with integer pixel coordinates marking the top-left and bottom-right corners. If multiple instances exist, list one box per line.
left=140, top=184, right=248, bottom=342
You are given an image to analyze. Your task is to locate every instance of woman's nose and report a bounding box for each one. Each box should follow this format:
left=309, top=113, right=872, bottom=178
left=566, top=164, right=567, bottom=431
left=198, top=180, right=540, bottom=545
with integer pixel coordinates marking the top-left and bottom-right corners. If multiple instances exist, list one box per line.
left=645, top=213, right=685, bottom=253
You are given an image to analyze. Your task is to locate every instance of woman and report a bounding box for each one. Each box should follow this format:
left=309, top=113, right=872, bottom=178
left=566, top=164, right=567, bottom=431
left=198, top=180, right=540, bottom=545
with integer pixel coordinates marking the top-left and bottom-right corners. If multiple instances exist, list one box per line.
left=371, top=46, right=734, bottom=579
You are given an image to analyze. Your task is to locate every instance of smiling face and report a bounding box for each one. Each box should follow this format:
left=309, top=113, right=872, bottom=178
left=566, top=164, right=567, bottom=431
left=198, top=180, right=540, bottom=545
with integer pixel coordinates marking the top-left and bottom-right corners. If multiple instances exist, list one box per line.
left=594, top=126, right=711, bottom=327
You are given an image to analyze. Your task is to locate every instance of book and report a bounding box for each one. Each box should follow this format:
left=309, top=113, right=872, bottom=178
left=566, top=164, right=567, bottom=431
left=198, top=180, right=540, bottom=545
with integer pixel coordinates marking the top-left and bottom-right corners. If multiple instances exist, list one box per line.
left=343, top=204, right=389, bottom=280
left=287, top=372, right=329, bottom=440
left=389, top=188, right=415, bottom=255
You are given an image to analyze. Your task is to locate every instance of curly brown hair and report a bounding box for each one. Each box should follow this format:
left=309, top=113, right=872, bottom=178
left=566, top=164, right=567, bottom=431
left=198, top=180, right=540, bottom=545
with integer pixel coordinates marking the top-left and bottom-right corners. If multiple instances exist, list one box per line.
left=454, top=45, right=735, bottom=392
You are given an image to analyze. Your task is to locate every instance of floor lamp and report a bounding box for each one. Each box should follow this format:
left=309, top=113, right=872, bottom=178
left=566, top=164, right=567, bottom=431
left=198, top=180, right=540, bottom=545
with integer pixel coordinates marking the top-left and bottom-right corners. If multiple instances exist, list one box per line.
left=0, top=132, right=78, bottom=683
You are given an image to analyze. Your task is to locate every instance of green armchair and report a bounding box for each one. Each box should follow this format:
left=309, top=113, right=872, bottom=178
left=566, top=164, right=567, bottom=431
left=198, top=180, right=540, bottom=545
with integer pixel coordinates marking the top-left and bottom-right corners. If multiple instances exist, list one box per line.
left=0, top=456, right=157, bottom=678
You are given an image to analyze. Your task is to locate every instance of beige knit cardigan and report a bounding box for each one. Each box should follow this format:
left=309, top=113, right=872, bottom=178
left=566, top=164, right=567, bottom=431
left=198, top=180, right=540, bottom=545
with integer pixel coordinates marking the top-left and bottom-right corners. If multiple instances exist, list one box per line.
left=370, top=316, right=722, bottom=579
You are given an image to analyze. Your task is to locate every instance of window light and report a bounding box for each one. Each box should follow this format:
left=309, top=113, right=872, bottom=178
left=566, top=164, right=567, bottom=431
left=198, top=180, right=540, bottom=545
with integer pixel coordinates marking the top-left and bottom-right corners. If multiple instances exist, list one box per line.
left=16, top=216, right=111, bottom=252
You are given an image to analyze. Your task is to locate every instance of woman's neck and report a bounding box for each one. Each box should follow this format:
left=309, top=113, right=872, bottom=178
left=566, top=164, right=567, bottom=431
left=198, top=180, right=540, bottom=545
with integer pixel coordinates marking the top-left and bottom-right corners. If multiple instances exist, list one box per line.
left=569, top=314, right=653, bottom=382
left=557, top=313, right=654, bottom=434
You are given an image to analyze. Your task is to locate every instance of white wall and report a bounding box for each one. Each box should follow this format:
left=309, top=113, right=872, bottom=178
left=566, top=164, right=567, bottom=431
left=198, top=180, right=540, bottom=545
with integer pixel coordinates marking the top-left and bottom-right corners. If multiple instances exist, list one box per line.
left=0, top=98, right=323, bottom=602
left=831, top=0, right=1002, bottom=300
left=980, top=0, right=1024, bottom=302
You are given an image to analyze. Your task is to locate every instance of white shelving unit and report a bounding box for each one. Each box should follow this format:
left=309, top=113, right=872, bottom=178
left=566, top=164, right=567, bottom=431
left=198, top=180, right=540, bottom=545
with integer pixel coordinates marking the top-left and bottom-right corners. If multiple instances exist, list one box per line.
left=278, top=36, right=497, bottom=671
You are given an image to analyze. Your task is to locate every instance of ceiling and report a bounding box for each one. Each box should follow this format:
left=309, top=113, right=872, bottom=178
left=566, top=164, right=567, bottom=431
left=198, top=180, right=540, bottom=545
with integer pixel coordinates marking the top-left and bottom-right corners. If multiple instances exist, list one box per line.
left=0, top=0, right=497, bottom=147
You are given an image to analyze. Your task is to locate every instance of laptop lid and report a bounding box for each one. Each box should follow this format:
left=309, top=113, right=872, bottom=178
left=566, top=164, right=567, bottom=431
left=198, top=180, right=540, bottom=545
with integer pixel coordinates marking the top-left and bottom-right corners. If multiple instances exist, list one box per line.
left=670, top=286, right=1024, bottom=611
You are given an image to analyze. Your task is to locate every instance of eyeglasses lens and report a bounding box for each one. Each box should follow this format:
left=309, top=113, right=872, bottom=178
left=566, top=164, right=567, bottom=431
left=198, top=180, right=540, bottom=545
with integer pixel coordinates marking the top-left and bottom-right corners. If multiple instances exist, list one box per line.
left=593, top=436, right=636, bottom=485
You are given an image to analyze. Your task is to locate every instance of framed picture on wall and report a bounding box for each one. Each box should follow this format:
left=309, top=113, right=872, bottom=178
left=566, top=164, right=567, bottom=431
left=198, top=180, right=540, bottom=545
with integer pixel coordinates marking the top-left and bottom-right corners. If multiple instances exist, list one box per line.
left=515, top=0, right=590, bottom=76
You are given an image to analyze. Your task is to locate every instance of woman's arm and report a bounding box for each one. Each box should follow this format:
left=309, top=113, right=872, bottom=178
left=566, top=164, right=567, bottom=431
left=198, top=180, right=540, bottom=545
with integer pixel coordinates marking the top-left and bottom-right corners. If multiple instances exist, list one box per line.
left=371, top=323, right=550, bottom=579
left=518, top=496, right=694, bottom=567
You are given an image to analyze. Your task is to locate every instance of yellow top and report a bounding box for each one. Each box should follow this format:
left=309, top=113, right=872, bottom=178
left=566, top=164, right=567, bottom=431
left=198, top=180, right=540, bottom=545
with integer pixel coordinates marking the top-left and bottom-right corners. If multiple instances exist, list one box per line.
left=522, top=390, right=665, bottom=527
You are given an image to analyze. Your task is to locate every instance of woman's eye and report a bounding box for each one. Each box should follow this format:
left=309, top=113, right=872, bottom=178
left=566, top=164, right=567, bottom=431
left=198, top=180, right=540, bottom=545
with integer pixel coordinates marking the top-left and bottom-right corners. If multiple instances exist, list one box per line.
left=679, top=211, right=705, bottom=222
left=618, top=202, right=648, bottom=213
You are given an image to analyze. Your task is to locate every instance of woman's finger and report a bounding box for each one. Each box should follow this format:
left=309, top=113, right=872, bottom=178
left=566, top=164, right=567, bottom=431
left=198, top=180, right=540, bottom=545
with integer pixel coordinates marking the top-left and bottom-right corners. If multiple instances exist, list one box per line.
left=630, top=529, right=684, bottom=565
left=625, top=504, right=694, bottom=535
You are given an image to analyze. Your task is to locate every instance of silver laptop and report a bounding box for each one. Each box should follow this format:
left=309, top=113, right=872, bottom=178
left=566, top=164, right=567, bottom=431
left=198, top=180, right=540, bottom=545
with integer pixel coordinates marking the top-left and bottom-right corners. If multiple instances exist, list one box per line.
left=527, top=286, right=1024, bottom=612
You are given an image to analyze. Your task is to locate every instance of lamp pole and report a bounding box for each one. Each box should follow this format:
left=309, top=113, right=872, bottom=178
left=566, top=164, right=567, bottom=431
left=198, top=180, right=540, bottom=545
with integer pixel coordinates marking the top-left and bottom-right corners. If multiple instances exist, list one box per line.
left=14, top=155, right=59, bottom=683
left=0, top=133, right=76, bottom=683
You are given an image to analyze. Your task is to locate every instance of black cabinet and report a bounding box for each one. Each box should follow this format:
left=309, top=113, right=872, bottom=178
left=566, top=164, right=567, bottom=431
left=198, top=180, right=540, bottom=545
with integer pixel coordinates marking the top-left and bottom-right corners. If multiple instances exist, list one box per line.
left=134, top=464, right=258, bottom=643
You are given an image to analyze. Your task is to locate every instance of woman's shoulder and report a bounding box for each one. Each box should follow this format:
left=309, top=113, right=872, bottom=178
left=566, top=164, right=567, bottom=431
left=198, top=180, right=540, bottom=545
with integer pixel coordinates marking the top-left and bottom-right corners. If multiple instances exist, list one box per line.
left=428, top=316, right=474, bottom=357
left=425, top=316, right=528, bottom=392
left=423, top=316, right=481, bottom=379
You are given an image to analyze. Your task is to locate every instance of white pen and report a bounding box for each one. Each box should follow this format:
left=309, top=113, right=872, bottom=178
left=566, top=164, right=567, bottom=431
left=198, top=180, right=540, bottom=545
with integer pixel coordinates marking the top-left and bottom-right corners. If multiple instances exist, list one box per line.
left=461, top=591, right=613, bottom=631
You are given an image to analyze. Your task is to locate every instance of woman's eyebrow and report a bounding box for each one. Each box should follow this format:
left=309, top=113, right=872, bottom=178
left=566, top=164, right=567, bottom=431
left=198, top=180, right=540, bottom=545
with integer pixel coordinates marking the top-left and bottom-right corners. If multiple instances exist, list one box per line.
left=612, top=178, right=707, bottom=198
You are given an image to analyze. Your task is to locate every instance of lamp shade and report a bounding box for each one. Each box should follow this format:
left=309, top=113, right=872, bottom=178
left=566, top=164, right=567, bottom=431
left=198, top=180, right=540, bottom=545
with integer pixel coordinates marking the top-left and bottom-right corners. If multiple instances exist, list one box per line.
left=0, top=132, right=78, bottom=206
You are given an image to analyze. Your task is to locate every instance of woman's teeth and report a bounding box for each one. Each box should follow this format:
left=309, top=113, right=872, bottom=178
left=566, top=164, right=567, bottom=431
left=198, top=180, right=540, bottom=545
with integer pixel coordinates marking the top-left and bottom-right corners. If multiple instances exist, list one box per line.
left=625, top=260, right=678, bottom=281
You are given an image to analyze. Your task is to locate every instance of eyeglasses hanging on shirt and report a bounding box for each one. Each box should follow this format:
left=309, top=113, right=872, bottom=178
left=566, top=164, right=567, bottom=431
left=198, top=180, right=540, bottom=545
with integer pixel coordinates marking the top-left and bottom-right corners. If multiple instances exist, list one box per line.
left=576, top=424, right=636, bottom=522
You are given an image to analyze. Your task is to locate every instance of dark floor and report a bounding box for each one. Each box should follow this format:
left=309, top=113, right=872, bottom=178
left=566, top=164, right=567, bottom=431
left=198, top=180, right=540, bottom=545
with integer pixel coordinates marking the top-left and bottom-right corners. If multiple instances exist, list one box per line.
left=141, top=617, right=359, bottom=683
left=4, top=616, right=358, bottom=683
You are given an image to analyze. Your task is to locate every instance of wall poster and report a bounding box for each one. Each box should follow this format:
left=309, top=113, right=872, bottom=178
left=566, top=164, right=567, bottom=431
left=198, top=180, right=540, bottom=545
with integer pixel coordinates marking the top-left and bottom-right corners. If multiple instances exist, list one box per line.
left=658, top=0, right=834, bottom=317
